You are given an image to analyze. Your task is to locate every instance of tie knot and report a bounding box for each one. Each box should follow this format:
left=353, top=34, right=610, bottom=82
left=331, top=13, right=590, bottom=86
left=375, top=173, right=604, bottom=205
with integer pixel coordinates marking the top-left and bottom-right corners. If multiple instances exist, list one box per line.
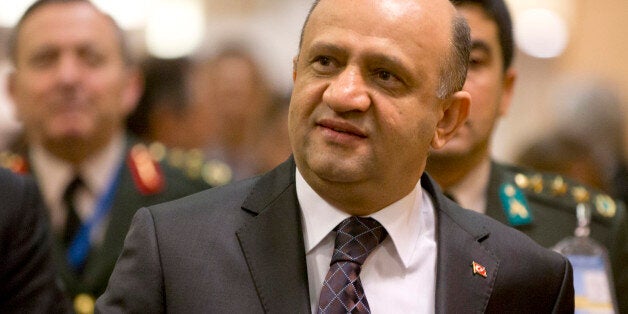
left=331, top=216, right=388, bottom=265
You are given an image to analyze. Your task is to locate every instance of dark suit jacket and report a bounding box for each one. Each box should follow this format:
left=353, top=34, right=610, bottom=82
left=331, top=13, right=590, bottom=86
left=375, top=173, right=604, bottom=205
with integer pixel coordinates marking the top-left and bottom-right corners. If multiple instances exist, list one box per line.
left=486, top=161, right=628, bottom=313
left=0, top=168, right=70, bottom=313
left=46, top=137, right=212, bottom=300
left=97, top=158, right=573, bottom=313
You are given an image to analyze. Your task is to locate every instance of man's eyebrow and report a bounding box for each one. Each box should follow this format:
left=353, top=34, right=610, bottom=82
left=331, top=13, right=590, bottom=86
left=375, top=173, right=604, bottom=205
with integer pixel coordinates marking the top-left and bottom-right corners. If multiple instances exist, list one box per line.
left=471, top=40, right=492, bottom=55
left=365, top=52, right=415, bottom=81
left=366, top=53, right=404, bottom=68
left=307, top=41, right=346, bottom=56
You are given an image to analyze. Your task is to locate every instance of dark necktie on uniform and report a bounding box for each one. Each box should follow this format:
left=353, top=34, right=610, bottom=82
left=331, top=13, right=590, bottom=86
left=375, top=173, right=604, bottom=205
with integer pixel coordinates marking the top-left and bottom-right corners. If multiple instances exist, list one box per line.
left=317, top=216, right=388, bottom=314
left=62, top=176, right=83, bottom=248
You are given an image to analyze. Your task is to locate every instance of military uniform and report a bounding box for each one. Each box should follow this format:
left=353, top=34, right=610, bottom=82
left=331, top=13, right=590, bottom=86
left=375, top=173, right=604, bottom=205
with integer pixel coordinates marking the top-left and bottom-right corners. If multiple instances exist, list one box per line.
left=1, top=136, right=231, bottom=314
left=486, top=161, right=627, bottom=313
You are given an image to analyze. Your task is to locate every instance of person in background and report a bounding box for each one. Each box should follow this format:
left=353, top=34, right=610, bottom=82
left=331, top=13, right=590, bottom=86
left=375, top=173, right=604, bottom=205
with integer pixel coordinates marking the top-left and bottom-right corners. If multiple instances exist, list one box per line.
left=0, top=168, right=70, bottom=313
left=4, top=0, right=213, bottom=311
left=193, top=45, right=279, bottom=181
left=126, top=57, right=199, bottom=149
left=254, top=91, right=293, bottom=174
left=516, top=133, right=609, bottom=192
left=553, top=82, right=627, bottom=205
left=97, top=0, right=573, bottom=312
left=426, top=0, right=627, bottom=311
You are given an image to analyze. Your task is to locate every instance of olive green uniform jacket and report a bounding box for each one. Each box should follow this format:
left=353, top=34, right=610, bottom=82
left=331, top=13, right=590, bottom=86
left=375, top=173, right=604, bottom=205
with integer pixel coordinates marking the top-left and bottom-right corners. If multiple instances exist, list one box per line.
left=3, top=136, right=218, bottom=310
left=487, top=161, right=627, bottom=313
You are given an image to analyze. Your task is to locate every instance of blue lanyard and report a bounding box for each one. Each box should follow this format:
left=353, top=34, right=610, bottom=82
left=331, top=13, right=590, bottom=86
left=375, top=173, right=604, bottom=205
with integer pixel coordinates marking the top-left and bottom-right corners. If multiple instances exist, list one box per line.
left=67, top=163, right=123, bottom=271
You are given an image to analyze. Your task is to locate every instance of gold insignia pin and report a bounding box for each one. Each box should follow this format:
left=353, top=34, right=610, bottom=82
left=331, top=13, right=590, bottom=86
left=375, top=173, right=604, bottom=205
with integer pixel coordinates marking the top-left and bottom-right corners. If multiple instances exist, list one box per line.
left=515, top=173, right=530, bottom=189
left=551, top=176, right=568, bottom=196
left=571, top=186, right=590, bottom=203
left=74, top=293, right=95, bottom=314
left=530, top=174, right=543, bottom=193
left=595, top=194, right=617, bottom=218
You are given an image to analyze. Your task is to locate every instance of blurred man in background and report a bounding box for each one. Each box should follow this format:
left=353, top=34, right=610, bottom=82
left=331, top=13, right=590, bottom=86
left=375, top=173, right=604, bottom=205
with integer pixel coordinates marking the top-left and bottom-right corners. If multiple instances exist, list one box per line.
left=4, top=0, right=212, bottom=311
left=427, top=0, right=627, bottom=311
left=194, top=46, right=286, bottom=180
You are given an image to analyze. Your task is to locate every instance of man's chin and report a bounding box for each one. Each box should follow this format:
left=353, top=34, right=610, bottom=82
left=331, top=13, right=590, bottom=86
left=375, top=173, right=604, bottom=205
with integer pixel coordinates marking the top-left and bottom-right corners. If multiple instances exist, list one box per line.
left=430, top=144, right=472, bottom=160
left=45, top=129, right=93, bottom=146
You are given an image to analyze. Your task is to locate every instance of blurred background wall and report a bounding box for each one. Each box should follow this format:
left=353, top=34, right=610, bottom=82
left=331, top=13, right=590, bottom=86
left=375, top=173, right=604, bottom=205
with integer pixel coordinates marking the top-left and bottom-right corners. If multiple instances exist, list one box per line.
left=0, top=0, right=626, bottom=165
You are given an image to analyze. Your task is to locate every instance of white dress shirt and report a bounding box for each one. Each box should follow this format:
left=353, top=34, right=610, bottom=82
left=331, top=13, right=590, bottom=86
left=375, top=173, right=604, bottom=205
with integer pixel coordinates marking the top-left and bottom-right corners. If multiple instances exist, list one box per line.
left=31, top=134, right=125, bottom=245
left=297, top=169, right=437, bottom=313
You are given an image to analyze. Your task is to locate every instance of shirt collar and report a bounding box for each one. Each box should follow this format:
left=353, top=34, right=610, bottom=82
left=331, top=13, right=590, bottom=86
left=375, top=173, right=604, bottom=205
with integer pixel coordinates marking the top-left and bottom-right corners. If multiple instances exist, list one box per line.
left=297, top=169, right=427, bottom=269
left=78, top=133, right=125, bottom=195
left=31, top=133, right=125, bottom=200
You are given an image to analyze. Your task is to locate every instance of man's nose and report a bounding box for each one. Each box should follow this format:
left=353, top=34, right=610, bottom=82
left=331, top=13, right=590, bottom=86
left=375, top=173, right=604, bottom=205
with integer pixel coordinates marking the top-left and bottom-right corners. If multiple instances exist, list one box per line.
left=55, top=54, right=82, bottom=85
left=322, top=66, right=371, bottom=113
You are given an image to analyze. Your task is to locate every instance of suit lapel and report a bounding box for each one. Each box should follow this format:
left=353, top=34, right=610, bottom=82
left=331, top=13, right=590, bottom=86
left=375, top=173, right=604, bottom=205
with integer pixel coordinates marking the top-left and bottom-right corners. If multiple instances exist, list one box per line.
left=236, top=158, right=311, bottom=313
left=423, top=174, right=499, bottom=313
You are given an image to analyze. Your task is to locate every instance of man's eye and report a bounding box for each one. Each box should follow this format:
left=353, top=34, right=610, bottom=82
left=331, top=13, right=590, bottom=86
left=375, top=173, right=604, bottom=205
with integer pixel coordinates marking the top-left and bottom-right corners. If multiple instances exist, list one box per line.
left=311, top=56, right=337, bottom=74
left=469, top=54, right=488, bottom=68
left=374, top=69, right=400, bottom=84
left=315, top=56, right=332, bottom=66
left=377, top=70, right=392, bottom=81
left=29, top=51, right=56, bottom=68
left=80, top=48, right=106, bottom=67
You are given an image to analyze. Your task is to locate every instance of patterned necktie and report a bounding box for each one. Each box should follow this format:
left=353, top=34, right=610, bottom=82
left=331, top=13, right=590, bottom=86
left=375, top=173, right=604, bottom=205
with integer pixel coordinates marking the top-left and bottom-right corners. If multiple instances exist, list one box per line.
left=62, top=176, right=83, bottom=247
left=318, top=216, right=388, bottom=314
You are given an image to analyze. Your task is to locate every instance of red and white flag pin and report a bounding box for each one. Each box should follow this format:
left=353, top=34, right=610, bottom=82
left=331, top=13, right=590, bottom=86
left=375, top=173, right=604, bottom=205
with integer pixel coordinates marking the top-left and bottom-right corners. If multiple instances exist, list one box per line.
left=472, top=261, right=487, bottom=278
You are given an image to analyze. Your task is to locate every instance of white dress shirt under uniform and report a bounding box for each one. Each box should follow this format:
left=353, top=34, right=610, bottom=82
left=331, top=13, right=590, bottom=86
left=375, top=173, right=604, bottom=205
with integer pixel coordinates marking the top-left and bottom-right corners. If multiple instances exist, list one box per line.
left=297, top=169, right=437, bottom=313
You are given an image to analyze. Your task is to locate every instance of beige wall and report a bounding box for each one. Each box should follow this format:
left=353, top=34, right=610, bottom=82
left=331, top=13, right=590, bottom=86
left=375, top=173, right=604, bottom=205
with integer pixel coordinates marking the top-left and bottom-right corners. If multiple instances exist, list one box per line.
left=493, top=0, right=628, bottom=163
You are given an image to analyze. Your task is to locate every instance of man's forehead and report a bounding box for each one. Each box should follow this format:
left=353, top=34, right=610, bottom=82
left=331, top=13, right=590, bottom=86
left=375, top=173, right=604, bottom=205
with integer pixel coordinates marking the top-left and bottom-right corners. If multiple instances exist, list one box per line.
left=305, top=0, right=455, bottom=41
left=18, top=3, right=116, bottom=47
left=20, top=2, right=112, bottom=37
left=462, top=6, right=502, bottom=55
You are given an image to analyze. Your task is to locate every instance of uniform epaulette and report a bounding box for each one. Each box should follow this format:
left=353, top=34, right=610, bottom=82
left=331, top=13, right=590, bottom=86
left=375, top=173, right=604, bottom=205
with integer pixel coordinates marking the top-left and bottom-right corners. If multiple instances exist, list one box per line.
left=0, top=151, right=28, bottom=174
left=500, top=165, right=619, bottom=224
left=144, top=142, right=232, bottom=187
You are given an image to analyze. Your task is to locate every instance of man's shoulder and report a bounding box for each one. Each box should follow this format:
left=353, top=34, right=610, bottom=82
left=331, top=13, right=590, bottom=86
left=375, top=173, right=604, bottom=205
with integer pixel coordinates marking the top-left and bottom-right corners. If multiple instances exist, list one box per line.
left=442, top=195, right=568, bottom=267
left=491, top=161, right=625, bottom=226
left=145, top=175, right=260, bottom=223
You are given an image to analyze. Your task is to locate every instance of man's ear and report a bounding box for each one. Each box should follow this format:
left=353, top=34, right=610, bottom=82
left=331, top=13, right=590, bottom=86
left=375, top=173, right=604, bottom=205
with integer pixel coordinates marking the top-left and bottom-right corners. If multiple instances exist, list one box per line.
left=431, top=90, right=470, bottom=149
left=292, top=56, right=298, bottom=81
left=6, top=71, right=24, bottom=122
left=121, top=67, right=143, bottom=117
left=498, top=67, right=517, bottom=116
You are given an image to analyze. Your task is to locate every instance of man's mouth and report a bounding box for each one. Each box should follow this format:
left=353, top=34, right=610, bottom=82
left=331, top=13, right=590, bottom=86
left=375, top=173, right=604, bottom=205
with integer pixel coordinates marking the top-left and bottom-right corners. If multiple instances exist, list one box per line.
left=317, top=119, right=367, bottom=138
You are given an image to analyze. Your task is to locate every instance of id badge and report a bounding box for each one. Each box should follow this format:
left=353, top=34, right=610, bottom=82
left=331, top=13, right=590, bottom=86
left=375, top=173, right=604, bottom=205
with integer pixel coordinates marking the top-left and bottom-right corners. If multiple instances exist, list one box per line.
left=567, top=254, right=615, bottom=313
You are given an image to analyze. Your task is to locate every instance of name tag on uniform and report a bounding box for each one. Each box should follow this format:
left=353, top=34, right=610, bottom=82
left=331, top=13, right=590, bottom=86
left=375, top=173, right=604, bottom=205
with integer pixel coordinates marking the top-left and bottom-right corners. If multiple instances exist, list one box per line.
left=568, top=254, right=615, bottom=313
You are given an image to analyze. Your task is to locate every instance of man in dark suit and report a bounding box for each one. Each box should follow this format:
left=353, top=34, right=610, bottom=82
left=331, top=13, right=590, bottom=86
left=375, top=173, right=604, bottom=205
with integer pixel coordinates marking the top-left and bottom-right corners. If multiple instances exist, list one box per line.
left=0, top=168, right=69, bottom=313
left=427, top=0, right=627, bottom=312
left=4, top=0, right=215, bottom=311
left=98, top=0, right=574, bottom=312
